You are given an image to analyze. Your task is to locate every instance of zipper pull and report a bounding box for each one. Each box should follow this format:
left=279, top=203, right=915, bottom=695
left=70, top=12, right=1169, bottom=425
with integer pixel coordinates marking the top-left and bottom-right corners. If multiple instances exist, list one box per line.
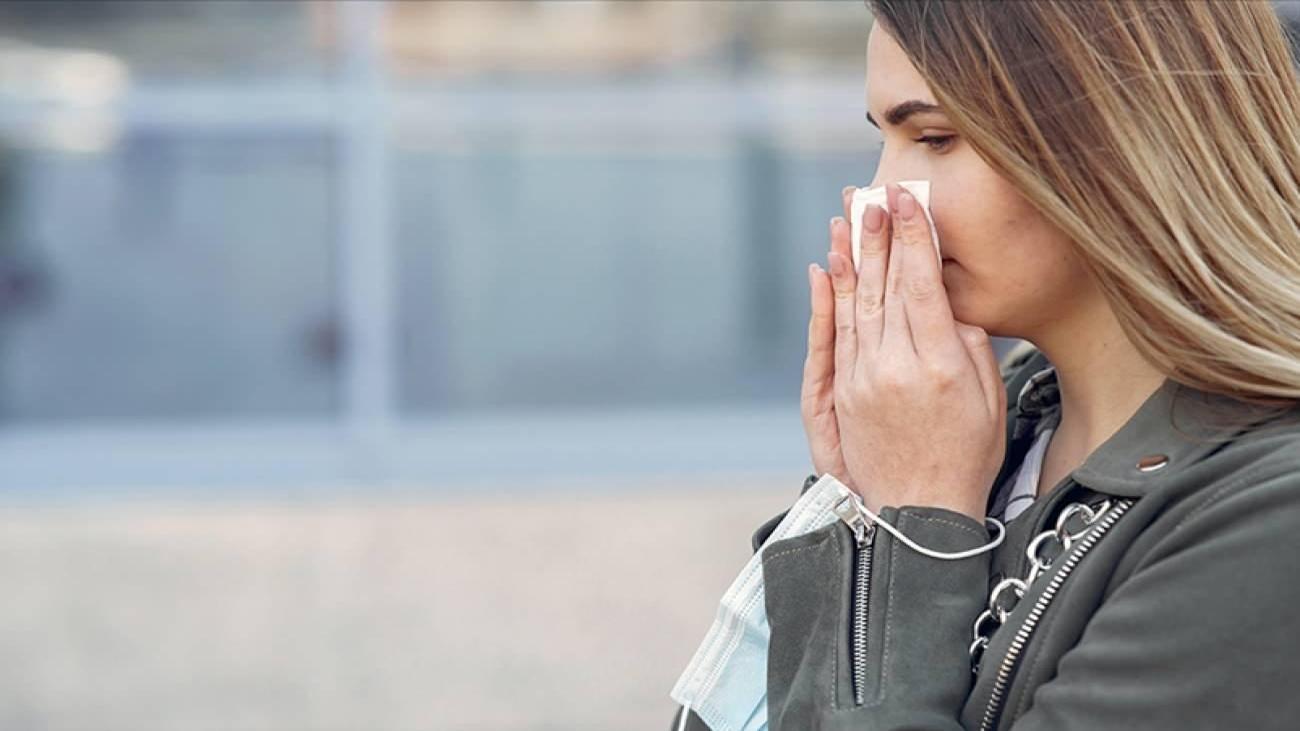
left=833, top=492, right=876, bottom=547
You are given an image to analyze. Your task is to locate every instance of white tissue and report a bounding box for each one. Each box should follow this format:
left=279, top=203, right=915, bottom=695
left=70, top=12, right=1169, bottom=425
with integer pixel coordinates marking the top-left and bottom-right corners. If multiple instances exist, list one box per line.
left=849, top=180, right=941, bottom=273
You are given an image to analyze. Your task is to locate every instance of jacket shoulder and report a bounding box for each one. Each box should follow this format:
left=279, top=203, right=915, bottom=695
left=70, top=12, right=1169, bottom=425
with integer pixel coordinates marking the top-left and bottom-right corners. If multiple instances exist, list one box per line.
left=1185, top=414, right=1300, bottom=498
left=1136, top=410, right=1300, bottom=555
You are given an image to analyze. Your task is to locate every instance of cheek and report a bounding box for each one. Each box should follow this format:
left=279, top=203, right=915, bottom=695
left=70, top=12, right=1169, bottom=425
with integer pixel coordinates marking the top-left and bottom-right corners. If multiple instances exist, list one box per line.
left=929, top=173, right=1000, bottom=260
left=933, top=182, right=1053, bottom=274
left=929, top=164, right=1093, bottom=329
left=936, top=204, right=1083, bottom=324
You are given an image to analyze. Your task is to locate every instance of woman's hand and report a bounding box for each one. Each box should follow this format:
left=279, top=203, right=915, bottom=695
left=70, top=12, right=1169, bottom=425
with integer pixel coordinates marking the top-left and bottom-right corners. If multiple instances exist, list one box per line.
left=812, top=183, right=1006, bottom=521
left=800, top=186, right=859, bottom=491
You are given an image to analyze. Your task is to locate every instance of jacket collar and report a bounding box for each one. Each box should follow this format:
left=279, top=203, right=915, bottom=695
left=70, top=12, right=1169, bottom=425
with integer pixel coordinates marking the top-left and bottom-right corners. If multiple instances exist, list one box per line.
left=1011, top=362, right=1292, bottom=498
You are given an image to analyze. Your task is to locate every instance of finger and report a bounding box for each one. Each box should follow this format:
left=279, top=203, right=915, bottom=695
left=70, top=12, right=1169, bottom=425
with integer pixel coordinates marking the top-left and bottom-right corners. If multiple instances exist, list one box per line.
left=956, top=323, right=1003, bottom=417
left=853, top=202, right=890, bottom=360
left=803, top=263, right=835, bottom=398
left=826, top=225, right=858, bottom=376
left=892, top=184, right=965, bottom=362
left=833, top=188, right=855, bottom=268
left=880, top=186, right=914, bottom=356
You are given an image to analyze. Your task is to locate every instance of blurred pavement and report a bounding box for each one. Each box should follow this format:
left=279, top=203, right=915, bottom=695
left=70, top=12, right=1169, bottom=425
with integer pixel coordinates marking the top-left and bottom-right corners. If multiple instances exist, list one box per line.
left=0, top=478, right=797, bottom=730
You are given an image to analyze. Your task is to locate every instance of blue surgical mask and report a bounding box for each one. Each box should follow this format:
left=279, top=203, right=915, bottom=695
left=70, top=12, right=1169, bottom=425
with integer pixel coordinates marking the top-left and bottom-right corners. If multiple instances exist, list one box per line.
left=670, top=474, right=857, bottom=731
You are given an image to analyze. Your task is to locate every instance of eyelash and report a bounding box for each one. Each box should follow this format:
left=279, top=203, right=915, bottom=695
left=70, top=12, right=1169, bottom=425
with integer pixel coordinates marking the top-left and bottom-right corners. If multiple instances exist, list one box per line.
left=917, top=135, right=956, bottom=151
left=873, top=135, right=956, bottom=152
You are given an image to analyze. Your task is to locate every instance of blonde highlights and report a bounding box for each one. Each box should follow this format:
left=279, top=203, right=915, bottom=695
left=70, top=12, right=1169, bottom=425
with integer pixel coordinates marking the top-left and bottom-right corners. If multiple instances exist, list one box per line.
left=869, top=0, right=1300, bottom=415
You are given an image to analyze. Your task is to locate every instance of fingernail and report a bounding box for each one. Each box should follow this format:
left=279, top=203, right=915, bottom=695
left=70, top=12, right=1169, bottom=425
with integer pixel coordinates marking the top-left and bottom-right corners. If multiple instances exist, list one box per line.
left=864, top=205, right=884, bottom=234
left=897, top=190, right=917, bottom=220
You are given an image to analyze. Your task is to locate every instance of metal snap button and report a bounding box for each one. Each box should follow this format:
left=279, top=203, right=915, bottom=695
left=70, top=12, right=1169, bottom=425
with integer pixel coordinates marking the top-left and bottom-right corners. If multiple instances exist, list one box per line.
left=1137, top=454, right=1169, bottom=472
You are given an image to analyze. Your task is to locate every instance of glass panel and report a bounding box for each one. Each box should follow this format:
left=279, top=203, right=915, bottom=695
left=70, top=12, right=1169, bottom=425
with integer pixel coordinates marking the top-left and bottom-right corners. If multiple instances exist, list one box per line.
left=391, top=0, right=880, bottom=414
left=397, top=133, right=741, bottom=411
left=394, top=102, right=878, bottom=413
left=0, top=132, right=340, bottom=423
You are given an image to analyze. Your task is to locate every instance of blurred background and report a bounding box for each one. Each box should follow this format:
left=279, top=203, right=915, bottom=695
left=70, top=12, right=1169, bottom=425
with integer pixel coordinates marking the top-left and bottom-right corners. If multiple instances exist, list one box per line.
left=2, top=1, right=1292, bottom=729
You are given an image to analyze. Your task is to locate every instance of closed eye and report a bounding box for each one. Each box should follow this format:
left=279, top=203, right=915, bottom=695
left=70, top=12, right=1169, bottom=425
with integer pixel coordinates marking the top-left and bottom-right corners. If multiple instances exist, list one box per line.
left=872, top=135, right=956, bottom=153
left=917, top=135, right=956, bottom=151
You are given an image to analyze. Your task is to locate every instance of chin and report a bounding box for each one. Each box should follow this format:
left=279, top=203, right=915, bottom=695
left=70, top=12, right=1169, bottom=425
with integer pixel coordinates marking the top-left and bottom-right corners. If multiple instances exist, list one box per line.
left=946, top=288, right=999, bottom=334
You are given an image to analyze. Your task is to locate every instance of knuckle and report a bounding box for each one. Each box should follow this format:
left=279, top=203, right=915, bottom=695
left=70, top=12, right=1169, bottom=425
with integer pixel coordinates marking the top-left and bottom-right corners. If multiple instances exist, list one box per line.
left=886, top=270, right=905, bottom=296
left=799, top=391, right=820, bottom=414
left=872, top=363, right=907, bottom=391
left=809, top=310, right=833, bottom=332
left=906, top=276, right=940, bottom=300
left=925, top=361, right=962, bottom=389
left=856, top=293, right=884, bottom=320
left=808, top=365, right=831, bottom=386
left=858, top=242, right=887, bottom=263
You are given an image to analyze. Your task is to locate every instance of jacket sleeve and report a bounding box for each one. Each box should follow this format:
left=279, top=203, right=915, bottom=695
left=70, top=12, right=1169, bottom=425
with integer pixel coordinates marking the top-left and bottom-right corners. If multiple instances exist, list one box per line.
left=749, top=473, right=820, bottom=553
left=763, top=504, right=992, bottom=730
left=1005, top=467, right=1300, bottom=730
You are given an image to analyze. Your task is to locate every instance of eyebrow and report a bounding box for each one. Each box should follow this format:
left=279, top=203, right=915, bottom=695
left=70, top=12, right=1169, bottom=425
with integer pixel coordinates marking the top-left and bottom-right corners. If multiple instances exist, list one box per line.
left=865, top=99, right=946, bottom=129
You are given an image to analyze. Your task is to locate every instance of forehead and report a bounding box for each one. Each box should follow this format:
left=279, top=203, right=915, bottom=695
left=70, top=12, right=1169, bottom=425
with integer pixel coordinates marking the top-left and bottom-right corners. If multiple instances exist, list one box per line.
left=865, top=23, right=937, bottom=109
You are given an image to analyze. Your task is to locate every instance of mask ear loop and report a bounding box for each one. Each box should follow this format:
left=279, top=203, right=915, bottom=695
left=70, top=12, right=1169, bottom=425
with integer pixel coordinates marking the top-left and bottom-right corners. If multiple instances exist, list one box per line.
left=676, top=704, right=690, bottom=731
left=840, top=491, right=1006, bottom=560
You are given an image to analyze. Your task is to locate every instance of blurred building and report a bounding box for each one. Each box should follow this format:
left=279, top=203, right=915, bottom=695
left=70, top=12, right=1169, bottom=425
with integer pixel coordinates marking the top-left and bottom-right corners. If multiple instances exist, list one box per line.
left=0, top=0, right=907, bottom=493
left=1, top=3, right=1297, bottom=730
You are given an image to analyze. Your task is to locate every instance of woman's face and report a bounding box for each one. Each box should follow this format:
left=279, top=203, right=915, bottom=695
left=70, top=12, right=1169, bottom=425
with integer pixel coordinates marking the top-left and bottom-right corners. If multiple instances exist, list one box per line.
left=864, top=23, right=1095, bottom=339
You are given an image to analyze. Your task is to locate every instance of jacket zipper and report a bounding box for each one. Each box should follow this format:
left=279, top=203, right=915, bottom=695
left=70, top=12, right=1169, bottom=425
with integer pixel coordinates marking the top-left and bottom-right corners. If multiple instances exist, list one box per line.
left=978, top=498, right=1135, bottom=731
left=833, top=493, right=876, bottom=706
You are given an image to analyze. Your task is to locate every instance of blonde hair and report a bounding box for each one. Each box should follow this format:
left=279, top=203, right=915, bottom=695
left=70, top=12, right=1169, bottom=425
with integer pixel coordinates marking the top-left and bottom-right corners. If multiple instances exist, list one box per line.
left=869, top=0, right=1300, bottom=417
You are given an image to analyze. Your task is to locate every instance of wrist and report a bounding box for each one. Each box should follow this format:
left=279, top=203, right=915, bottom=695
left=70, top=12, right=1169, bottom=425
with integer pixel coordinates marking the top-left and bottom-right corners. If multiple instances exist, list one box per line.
left=871, top=496, right=986, bottom=523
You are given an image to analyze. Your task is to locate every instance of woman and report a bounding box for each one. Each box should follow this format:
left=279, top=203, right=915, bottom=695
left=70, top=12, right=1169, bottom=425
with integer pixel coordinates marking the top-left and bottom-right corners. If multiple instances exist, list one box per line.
left=672, top=1, right=1300, bottom=729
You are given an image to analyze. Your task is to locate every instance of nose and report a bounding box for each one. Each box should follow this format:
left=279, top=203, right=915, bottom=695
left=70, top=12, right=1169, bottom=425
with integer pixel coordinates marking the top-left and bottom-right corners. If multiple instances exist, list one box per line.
left=866, top=153, right=891, bottom=191
left=866, top=156, right=898, bottom=196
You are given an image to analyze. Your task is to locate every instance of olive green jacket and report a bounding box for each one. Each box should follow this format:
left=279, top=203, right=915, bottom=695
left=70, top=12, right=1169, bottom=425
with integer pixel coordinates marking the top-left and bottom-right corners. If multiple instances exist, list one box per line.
left=672, top=345, right=1300, bottom=730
